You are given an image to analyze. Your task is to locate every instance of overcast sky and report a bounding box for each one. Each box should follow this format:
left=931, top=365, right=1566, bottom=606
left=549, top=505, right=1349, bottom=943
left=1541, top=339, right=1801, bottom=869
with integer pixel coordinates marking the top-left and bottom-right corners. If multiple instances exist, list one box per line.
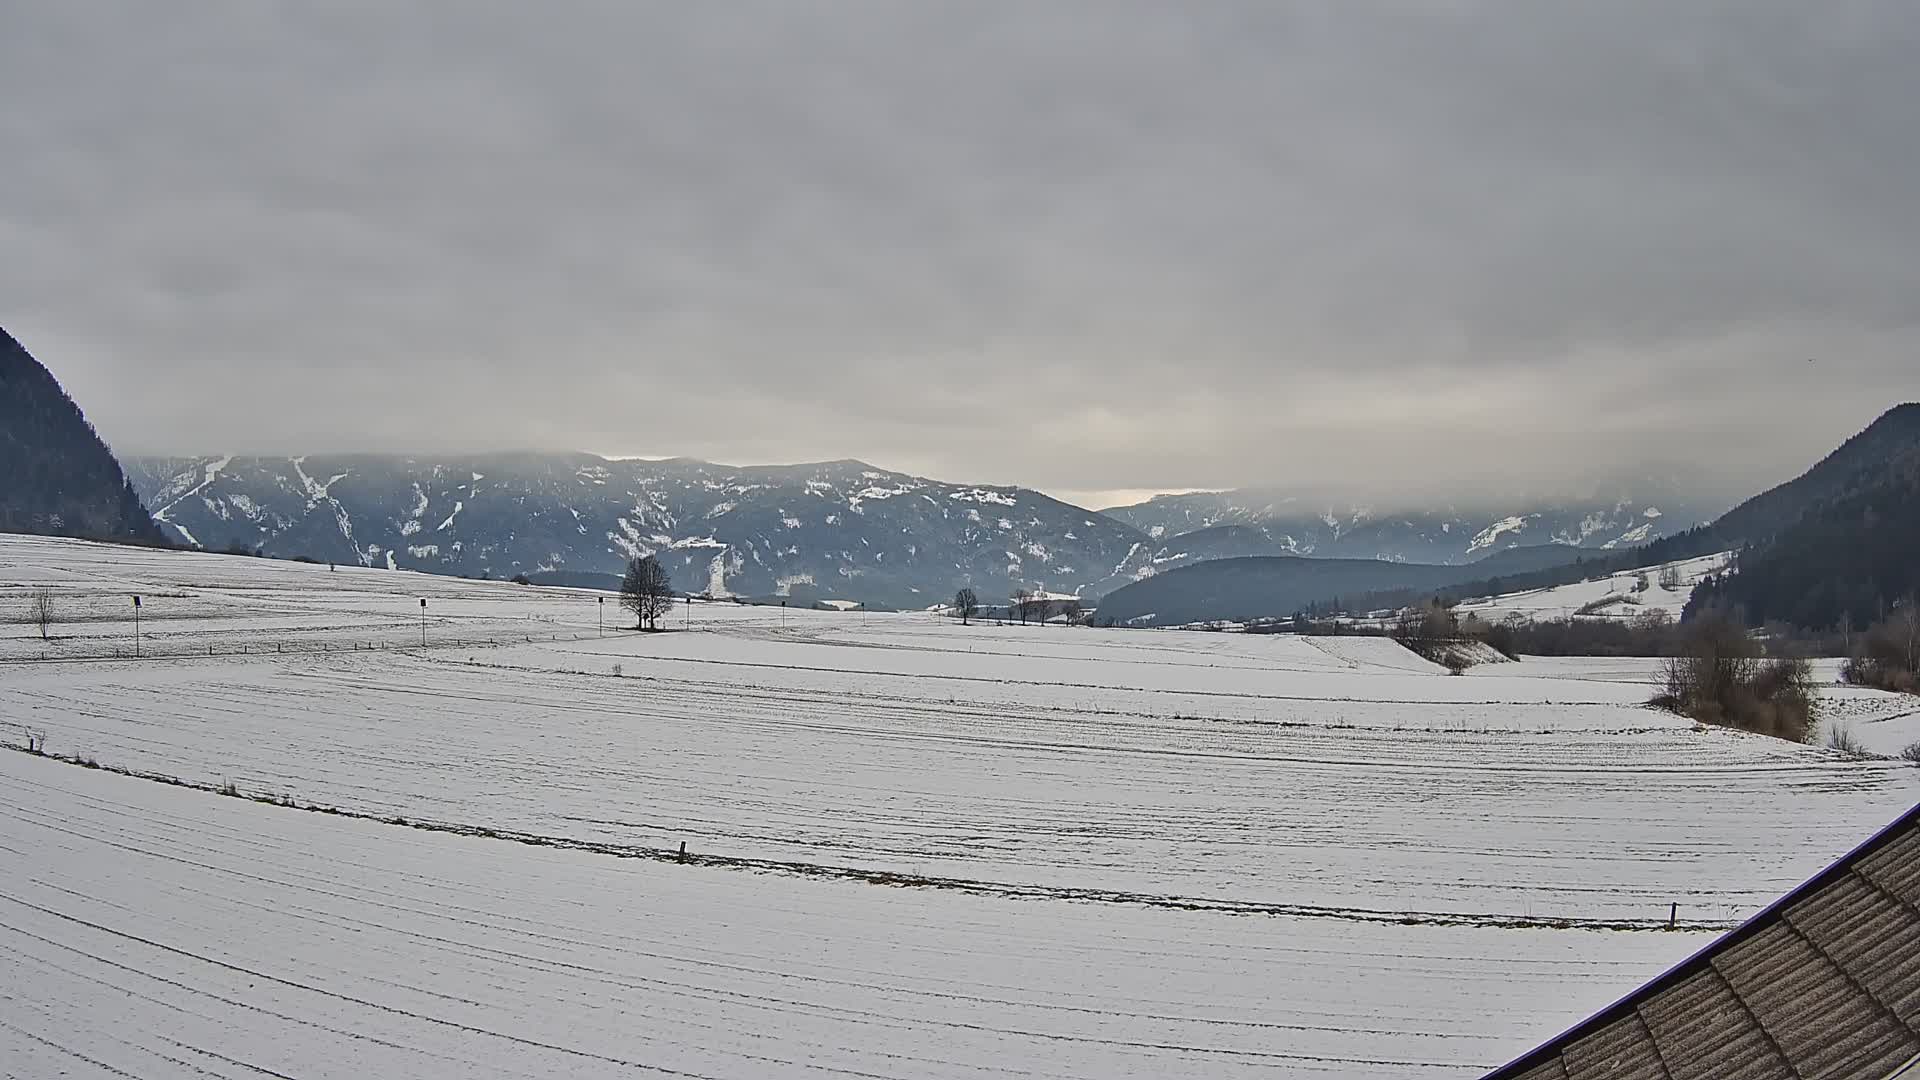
left=6, top=3, right=1918, bottom=508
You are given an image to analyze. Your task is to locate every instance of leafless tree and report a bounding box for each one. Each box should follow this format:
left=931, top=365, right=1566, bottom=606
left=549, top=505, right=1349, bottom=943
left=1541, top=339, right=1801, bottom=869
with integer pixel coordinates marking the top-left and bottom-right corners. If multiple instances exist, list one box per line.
left=952, top=587, right=979, bottom=625
left=29, top=588, right=53, bottom=641
left=620, top=556, right=675, bottom=630
left=1011, top=588, right=1033, bottom=626
left=1658, top=564, right=1683, bottom=591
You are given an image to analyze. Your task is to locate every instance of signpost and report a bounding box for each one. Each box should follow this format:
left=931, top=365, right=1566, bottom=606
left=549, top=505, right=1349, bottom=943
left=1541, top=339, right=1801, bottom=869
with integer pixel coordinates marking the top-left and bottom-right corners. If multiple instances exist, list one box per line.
left=419, top=597, right=427, bottom=647
left=598, top=596, right=605, bottom=637
left=132, top=595, right=141, bottom=658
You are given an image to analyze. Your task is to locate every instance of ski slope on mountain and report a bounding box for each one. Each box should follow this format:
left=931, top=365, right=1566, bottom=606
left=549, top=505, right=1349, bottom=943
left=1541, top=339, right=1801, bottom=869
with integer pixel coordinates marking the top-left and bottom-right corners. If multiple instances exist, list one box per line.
left=4, top=533, right=1917, bottom=1077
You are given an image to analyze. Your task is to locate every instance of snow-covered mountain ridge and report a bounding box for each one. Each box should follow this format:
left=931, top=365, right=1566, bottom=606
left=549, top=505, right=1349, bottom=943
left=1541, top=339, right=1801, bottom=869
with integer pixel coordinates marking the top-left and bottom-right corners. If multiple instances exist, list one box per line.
left=128, top=453, right=1143, bottom=607
left=1100, top=487, right=1716, bottom=567
left=127, top=453, right=1714, bottom=606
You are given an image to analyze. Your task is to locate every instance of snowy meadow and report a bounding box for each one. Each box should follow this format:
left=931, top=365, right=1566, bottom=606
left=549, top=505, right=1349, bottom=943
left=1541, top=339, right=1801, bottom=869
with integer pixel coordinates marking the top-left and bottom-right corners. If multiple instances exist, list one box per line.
left=3, top=534, right=1916, bottom=1078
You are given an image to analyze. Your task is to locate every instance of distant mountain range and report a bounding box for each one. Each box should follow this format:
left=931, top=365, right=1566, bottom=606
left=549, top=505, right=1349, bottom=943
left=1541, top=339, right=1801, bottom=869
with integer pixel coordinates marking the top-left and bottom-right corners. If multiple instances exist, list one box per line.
left=126, top=453, right=1146, bottom=608
left=1101, top=404, right=1920, bottom=628
left=1102, top=485, right=1719, bottom=564
left=0, top=328, right=164, bottom=545
left=126, top=450, right=1714, bottom=608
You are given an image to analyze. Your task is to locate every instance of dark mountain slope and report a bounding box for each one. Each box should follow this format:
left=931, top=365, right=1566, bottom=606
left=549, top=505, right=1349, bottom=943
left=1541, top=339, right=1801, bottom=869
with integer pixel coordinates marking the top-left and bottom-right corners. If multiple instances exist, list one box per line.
left=1091, top=544, right=1596, bottom=627
left=1702, top=402, right=1920, bottom=548
left=0, top=328, right=165, bottom=544
left=1687, top=416, right=1920, bottom=630
left=1095, top=557, right=1449, bottom=627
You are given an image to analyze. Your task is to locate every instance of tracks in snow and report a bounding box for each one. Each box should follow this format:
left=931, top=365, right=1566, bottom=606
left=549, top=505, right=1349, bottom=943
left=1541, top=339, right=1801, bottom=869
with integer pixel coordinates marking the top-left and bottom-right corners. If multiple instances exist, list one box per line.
left=2, top=745, right=1737, bottom=933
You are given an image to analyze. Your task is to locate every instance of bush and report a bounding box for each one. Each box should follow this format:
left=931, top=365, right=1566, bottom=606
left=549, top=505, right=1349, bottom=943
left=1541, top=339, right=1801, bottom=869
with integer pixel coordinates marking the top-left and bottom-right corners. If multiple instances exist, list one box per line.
left=1841, top=655, right=1919, bottom=694
left=1842, top=606, right=1920, bottom=695
left=1825, top=725, right=1869, bottom=758
left=1901, top=741, right=1920, bottom=765
left=1653, top=614, right=1815, bottom=742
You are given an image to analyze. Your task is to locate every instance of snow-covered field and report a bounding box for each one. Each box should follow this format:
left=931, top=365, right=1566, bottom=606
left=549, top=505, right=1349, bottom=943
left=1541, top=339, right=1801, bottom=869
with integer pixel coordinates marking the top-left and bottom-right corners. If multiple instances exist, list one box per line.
left=4, top=534, right=1917, bottom=1077
left=1452, top=552, right=1730, bottom=624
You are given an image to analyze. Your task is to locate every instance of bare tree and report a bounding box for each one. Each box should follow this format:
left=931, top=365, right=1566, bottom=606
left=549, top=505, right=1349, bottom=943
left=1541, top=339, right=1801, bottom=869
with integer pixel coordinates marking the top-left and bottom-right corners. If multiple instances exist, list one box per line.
left=1054, top=598, right=1084, bottom=625
left=621, top=556, right=676, bottom=630
left=1658, top=564, right=1683, bottom=591
left=1011, top=588, right=1033, bottom=626
left=1896, top=597, right=1920, bottom=674
left=952, top=587, right=979, bottom=625
left=29, top=588, right=53, bottom=641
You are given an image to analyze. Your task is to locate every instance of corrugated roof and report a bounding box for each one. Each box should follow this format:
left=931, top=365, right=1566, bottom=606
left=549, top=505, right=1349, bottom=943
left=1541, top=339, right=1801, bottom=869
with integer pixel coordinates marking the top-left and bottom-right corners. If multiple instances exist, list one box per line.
left=1485, top=803, right=1920, bottom=1080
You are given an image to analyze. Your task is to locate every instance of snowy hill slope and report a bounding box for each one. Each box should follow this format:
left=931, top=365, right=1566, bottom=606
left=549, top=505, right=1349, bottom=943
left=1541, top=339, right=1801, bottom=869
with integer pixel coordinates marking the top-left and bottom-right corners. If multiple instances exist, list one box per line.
left=127, top=453, right=1148, bottom=607
left=1452, top=553, right=1732, bottom=624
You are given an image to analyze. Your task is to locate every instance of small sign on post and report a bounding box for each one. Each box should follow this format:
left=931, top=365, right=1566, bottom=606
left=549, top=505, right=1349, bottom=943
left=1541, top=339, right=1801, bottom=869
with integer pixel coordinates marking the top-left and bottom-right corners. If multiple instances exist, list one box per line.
left=420, top=597, right=428, bottom=647
left=132, top=595, right=142, bottom=658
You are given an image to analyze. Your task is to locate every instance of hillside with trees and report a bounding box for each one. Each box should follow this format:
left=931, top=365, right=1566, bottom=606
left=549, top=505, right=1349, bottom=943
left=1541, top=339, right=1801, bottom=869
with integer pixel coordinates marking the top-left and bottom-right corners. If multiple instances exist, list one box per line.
left=0, top=328, right=166, bottom=545
left=1687, top=417, right=1920, bottom=632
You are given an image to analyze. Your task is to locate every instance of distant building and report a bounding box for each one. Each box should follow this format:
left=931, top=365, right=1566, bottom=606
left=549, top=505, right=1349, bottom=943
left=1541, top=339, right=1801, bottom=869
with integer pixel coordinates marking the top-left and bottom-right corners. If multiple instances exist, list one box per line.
left=1484, top=803, right=1920, bottom=1079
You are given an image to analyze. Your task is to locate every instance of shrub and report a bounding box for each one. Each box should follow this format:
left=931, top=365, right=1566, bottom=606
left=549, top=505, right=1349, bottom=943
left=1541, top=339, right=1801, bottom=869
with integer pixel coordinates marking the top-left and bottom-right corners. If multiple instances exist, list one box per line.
left=1653, top=614, right=1816, bottom=742
left=1842, top=607, right=1920, bottom=695
left=1901, top=741, right=1920, bottom=765
left=1825, top=726, right=1869, bottom=758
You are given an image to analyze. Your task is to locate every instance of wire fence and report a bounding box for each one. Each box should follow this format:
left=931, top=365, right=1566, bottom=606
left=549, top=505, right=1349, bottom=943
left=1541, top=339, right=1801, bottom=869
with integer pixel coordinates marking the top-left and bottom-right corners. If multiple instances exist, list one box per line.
left=3, top=629, right=618, bottom=664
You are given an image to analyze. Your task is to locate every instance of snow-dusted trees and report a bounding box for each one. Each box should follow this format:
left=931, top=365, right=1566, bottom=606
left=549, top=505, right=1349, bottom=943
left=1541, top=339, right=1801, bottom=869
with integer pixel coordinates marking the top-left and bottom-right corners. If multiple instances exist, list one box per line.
left=621, top=556, right=675, bottom=630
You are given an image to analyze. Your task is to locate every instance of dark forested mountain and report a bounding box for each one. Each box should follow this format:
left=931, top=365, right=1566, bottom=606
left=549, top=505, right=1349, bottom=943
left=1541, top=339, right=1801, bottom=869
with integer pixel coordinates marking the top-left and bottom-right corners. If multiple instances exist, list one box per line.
left=1093, top=544, right=1596, bottom=627
left=127, top=454, right=1147, bottom=608
left=1693, top=403, right=1920, bottom=551
left=1101, top=485, right=1714, bottom=565
left=1688, top=405, right=1920, bottom=630
left=0, top=328, right=165, bottom=544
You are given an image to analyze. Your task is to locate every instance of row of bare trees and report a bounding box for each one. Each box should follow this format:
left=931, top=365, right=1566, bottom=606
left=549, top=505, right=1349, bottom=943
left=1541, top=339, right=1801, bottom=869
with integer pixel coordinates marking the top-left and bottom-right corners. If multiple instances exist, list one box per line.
left=950, top=587, right=1083, bottom=626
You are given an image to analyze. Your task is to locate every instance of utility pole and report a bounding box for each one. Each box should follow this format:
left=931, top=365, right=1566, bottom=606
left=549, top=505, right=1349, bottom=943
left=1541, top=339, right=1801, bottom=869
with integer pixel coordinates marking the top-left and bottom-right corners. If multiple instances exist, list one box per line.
left=132, top=595, right=141, bottom=658
left=598, top=596, right=605, bottom=637
left=419, top=598, right=427, bottom=647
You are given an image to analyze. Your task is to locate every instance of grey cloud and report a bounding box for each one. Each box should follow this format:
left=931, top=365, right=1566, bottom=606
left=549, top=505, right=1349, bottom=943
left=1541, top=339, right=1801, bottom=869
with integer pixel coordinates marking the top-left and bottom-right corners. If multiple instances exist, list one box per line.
left=5, top=1, right=1918, bottom=506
